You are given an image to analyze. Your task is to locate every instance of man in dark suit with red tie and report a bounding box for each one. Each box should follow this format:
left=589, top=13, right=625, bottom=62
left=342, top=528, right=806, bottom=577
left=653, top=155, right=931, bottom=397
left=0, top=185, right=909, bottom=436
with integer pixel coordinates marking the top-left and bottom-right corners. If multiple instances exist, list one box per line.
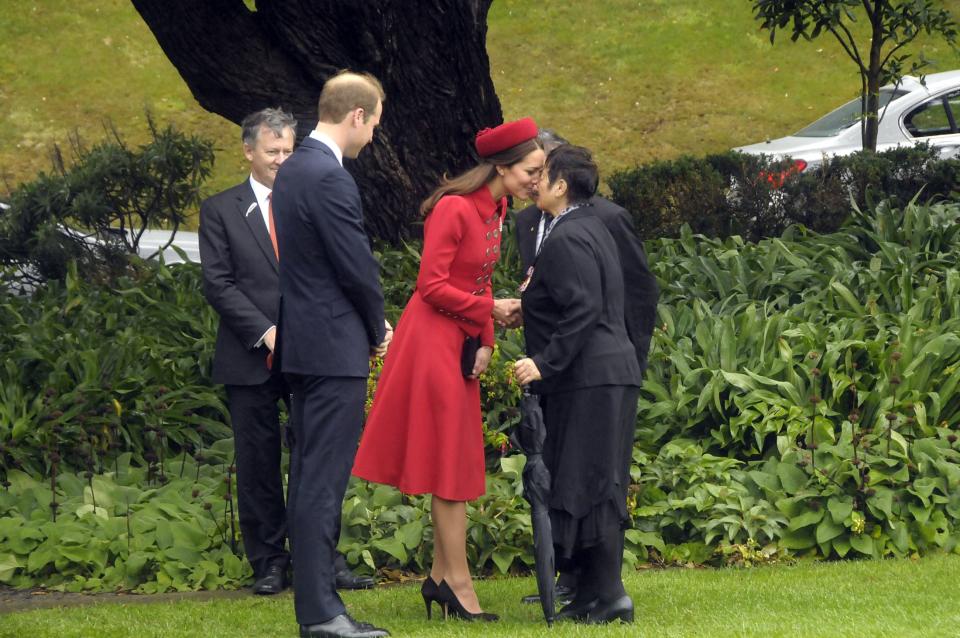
left=199, top=108, right=297, bottom=596
left=272, top=72, right=392, bottom=638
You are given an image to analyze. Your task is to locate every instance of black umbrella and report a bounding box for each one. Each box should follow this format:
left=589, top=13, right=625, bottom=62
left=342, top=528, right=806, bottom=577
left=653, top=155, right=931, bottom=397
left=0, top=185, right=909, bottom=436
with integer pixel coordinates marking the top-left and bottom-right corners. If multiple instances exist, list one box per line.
left=516, top=387, right=555, bottom=625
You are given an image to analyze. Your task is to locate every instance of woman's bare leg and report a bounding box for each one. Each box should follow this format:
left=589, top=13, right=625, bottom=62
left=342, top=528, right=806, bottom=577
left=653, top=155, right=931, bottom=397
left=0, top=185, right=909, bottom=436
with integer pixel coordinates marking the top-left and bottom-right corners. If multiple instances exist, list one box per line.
left=431, top=495, right=482, bottom=613
left=429, top=496, right=446, bottom=584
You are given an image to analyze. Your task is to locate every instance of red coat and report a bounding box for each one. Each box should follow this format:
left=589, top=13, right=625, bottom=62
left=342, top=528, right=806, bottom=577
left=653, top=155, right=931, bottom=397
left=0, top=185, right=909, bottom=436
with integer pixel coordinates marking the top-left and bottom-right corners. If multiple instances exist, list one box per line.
left=352, top=185, right=505, bottom=501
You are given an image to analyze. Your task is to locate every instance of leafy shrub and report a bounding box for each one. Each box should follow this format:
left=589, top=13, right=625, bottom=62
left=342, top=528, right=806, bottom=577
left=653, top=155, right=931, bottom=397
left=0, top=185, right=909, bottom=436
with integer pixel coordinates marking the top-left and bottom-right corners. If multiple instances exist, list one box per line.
left=6, top=194, right=960, bottom=592
left=608, top=144, right=960, bottom=241
left=0, top=260, right=227, bottom=477
left=0, top=119, right=214, bottom=287
left=0, top=444, right=249, bottom=592
left=633, top=199, right=960, bottom=559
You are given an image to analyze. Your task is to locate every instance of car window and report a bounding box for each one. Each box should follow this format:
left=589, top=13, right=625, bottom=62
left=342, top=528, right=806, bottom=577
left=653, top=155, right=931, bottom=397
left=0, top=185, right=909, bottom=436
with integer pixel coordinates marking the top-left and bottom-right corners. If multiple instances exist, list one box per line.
left=794, top=88, right=909, bottom=137
left=904, top=93, right=957, bottom=137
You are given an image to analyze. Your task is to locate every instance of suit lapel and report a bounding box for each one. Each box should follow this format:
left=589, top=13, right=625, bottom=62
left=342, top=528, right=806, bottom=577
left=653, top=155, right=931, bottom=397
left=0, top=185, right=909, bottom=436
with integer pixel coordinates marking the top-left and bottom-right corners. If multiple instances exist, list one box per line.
left=236, top=184, right=279, bottom=273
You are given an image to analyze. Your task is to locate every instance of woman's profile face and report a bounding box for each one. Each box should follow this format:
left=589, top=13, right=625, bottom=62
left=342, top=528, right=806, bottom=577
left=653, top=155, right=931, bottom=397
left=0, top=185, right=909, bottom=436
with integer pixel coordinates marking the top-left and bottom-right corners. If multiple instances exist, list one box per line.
left=500, top=148, right=546, bottom=201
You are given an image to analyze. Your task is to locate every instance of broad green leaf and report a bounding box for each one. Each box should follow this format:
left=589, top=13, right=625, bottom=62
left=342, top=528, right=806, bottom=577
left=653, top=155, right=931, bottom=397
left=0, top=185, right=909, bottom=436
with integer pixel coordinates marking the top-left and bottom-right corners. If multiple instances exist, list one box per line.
left=787, top=508, right=824, bottom=531
left=491, top=548, right=521, bottom=574
left=849, top=533, right=875, bottom=557
left=748, top=470, right=780, bottom=493
left=827, top=496, right=853, bottom=525
left=398, top=520, right=424, bottom=550
left=499, top=454, right=526, bottom=478
left=0, top=554, right=21, bottom=583
left=816, top=517, right=845, bottom=544
left=372, top=536, right=407, bottom=563
left=779, top=528, right=816, bottom=550
left=776, top=464, right=809, bottom=494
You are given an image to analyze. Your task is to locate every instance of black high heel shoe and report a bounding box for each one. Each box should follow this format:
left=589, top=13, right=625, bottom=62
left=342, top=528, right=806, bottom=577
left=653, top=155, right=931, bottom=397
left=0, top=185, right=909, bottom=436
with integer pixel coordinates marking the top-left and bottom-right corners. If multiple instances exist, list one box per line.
left=421, top=577, right=443, bottom=620
left=437, top=581, right=499, bottom=622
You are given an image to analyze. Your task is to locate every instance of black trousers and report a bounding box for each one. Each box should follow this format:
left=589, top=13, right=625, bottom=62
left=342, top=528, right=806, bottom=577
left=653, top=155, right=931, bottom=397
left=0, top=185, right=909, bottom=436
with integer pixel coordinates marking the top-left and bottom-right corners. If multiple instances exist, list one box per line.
left=225, top=375, right=290, bottom=579
left=287, top=374, right=367, bottom=625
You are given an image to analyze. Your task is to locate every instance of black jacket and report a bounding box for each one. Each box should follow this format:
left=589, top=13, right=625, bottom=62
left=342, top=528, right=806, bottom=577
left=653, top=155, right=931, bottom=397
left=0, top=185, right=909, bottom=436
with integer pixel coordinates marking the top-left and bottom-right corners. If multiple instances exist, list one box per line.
left=521, top=208, right=641, bottom=394
left=199, top=180, right=279, bottom=386
left=272, top=137, right=385, bottom=378
left=516, top=196, right=659, bottom=373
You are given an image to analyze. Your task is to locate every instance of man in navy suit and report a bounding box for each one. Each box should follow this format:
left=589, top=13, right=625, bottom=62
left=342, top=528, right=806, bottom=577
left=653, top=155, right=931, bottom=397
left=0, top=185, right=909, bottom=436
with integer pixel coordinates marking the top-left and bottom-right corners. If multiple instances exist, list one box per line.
left=199, top=108, right=378, bottom=599
left=199, top=108, right=296, bottom=596
left=272, top=72, right=393, bottom=638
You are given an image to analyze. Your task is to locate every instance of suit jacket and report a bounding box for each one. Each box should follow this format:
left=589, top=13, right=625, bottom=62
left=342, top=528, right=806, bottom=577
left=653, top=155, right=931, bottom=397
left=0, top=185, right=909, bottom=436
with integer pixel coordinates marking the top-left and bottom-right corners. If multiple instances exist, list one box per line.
left=272, top=137, right=386, bottom=378
left=521, top=208, right=641, bottom=394
left=516, top=196, right=659, bottom=373
left=199, top=180, right=279, bottom=386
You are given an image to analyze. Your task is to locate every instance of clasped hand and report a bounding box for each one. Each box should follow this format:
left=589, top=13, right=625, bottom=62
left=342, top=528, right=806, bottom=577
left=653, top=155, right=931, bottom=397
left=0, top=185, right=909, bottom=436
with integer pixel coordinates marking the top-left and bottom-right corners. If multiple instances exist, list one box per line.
left=492, top=298, right=522, bottom=328
left=514, top=357, right=542, bottom=385
left=370, top=319, right=394, bottom=358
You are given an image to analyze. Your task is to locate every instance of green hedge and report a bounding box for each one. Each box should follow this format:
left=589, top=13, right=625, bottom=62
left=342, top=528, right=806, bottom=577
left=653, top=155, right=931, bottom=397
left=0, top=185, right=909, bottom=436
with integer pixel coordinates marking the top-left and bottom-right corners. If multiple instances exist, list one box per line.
left=3, top=196, right=960, bottom=592
left=608, top=145, right=960, bottom=241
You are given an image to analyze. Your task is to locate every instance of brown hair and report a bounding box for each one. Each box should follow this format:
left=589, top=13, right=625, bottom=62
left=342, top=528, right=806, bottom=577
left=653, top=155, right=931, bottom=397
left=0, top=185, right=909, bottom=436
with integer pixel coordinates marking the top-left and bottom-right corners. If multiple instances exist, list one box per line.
left=420, top=138, right=542, bottom=216
left=317, top=70, right=385, bottom=124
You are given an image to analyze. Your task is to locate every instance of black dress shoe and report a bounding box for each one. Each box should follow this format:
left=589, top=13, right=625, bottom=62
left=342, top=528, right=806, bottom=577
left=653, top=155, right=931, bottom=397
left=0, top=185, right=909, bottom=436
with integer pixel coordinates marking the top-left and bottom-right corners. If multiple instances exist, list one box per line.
left=335, top=567, right=376, bottom=590
left=556, top=597, right=598, bottom=621
left=520, top=584, right=576, bottom=605
left=584, top=594, right=634, bottom=624
left=252, top=564, right=287, bottom=595
left=300, top=613, right=389, bottom=638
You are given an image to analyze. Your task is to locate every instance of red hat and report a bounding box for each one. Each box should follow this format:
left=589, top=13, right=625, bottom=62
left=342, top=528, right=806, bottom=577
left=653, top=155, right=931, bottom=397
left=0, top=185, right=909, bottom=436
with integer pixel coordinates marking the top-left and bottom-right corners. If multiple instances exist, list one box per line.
left=475, top=117, right=538, bottom=158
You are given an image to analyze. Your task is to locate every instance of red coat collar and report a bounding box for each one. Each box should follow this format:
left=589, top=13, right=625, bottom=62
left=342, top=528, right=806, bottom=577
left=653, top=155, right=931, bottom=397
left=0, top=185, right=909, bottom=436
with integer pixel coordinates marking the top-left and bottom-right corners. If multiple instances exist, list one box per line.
left=466, top=184, right=506, bottom=223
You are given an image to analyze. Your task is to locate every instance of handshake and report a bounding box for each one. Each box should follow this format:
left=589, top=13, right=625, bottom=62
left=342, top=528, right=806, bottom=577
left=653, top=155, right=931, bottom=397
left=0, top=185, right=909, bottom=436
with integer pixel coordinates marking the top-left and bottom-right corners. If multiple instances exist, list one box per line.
left=492, top=298, right=523, bottom=328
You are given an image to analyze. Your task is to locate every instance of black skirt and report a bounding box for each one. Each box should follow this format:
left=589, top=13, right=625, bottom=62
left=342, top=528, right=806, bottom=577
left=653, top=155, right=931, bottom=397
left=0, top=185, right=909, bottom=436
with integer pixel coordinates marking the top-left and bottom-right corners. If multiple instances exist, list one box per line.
left=541, top=384, right=639, bottom=560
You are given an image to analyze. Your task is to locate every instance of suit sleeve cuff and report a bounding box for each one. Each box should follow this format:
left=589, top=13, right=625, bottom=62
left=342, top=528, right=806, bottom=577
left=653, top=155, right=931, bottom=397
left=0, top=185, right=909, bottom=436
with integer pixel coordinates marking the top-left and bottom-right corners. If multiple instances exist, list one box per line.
left=254, top=325, right=276, bottom=349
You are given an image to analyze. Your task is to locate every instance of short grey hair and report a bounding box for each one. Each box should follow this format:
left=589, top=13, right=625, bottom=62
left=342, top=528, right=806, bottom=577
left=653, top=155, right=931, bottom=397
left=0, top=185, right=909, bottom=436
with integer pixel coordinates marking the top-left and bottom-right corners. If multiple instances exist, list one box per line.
left=537, top=129, right=569, bottom=153
left=241, top=108, right=298, bottom=147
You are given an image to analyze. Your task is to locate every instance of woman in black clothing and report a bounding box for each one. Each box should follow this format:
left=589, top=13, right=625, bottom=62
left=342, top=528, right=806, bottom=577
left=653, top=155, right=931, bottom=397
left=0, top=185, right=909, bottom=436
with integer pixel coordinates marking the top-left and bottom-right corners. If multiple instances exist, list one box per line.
left=514, top=145, right=641, bottom=624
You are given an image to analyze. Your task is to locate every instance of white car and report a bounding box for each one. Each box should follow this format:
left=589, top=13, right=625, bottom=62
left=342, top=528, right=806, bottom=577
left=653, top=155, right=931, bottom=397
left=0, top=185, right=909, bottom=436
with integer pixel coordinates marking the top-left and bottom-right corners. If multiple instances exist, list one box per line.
left=736, top=70, right=960, bottom=169
left=135, top=229, right=200, bottom=264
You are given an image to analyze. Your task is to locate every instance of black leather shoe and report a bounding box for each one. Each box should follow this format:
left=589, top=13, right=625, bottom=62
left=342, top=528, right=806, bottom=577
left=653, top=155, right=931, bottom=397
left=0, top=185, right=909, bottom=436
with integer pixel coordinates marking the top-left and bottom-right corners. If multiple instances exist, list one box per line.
left=300, top=614, right=389, bottom=638
left=252, top=564, right=287, bottom=595
left=584, top=594, right=634, bottom=624
left=335, top=567, right=376, bottom=590
left=521, top=584, right=576, bottom=606
left=556, top=597, right=599, bottom=621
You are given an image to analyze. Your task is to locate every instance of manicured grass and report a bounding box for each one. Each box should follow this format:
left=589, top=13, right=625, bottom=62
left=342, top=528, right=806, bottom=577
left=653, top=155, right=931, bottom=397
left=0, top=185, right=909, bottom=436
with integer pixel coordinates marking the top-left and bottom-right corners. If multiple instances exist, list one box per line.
left=3, top=554, right=959, bottom=637
left=3, top=1, right=960, bottom=206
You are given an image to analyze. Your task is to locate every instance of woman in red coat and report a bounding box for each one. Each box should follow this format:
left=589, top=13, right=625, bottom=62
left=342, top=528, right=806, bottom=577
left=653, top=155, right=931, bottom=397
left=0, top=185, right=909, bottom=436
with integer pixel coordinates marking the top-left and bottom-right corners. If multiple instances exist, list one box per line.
left=353, top=118, right=544, bottom=620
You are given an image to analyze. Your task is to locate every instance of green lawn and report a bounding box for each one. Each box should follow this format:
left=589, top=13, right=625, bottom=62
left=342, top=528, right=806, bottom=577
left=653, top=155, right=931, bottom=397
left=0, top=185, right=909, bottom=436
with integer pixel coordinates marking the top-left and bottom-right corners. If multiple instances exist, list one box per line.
left=3, top=1, right=960, bottom=202
left=4, top=555, right=959, bottom=637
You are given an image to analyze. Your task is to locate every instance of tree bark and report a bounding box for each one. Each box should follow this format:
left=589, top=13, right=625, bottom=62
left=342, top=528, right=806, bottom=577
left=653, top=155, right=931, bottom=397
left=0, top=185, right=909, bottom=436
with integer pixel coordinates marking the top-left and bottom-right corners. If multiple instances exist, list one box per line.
left=130, top=0, right=503, bottom=242
left=863, top=0, right=884, bottom=152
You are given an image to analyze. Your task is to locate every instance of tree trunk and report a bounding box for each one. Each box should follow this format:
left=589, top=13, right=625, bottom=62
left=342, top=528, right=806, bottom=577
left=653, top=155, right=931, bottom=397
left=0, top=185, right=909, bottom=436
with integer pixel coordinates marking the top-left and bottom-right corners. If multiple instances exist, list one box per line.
left=862, top=2, right=884, bottom=152
left=130, top=0, right=503, bottom=242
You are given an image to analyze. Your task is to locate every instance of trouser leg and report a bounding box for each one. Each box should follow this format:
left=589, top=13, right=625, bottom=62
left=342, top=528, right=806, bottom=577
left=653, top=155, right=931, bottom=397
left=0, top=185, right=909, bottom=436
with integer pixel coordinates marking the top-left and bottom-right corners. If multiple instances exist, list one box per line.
left=286, top=375, right=366, bottom=625
left=225, top=377, right=289, bottom=578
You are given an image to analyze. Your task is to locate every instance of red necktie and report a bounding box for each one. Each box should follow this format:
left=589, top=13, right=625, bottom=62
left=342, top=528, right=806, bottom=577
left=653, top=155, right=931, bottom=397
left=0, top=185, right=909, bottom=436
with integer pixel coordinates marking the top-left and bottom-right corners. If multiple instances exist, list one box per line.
left=266, top=193, right=278, bottom=370
left=267, top=192, right=279, bottom=261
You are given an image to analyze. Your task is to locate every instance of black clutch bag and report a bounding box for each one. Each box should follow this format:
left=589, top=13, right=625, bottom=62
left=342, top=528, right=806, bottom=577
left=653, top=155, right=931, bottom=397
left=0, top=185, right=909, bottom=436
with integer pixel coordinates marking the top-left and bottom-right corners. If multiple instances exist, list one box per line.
left=461, top=336, right=481, bottom=377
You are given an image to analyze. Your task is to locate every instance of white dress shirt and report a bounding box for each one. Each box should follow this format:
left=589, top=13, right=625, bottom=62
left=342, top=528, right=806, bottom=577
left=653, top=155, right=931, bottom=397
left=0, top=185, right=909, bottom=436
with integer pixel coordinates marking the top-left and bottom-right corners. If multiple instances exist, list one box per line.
left=248, top=174, right=272, bottom=233
left=309, top=130, right=344, bottom=166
